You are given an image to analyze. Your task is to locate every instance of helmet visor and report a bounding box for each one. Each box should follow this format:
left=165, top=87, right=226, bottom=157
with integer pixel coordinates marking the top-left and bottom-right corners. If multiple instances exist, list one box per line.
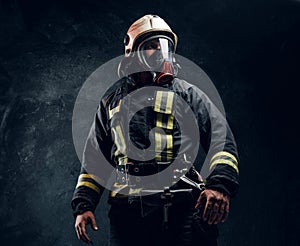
left=138, top=36, right=174, bottom=69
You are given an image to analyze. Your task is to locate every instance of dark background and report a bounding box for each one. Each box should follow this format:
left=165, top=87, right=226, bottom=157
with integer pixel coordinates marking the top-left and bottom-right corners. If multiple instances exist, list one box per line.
left=0, top=0, right=299, bottom=245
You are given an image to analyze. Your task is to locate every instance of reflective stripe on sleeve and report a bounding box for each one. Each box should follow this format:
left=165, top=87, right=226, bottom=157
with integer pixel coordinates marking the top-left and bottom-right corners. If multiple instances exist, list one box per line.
left=211, top=151, right=238, bottom=164
left=76, top=181, right=101, bottom=194
left=209, top=158, right=239, bottom=174
left=79, top=173, right=103, bottom=184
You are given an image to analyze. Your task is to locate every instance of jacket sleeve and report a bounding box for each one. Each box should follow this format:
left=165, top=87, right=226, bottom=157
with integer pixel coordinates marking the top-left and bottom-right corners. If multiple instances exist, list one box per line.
left=71, top=100, right=113, bottom=216
left=188, top=86, right=239, bottom=197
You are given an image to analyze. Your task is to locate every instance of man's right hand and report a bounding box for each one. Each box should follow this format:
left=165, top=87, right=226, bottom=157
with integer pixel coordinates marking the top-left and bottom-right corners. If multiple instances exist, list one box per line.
left=75, top=211, right=98, bottom=244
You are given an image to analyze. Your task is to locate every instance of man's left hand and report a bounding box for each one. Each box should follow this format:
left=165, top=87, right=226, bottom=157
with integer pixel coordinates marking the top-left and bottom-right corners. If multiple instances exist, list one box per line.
left=195, top=189, right=230, bottom=225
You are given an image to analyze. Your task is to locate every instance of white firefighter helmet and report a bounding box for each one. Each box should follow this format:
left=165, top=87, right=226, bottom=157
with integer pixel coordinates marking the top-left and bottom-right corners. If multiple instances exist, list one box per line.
left=124, top=14, right=178, bottom=57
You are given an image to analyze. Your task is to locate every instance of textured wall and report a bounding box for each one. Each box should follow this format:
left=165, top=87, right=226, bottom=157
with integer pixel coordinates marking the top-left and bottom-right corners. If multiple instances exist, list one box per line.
left=0, top=0, right=298, bottom=245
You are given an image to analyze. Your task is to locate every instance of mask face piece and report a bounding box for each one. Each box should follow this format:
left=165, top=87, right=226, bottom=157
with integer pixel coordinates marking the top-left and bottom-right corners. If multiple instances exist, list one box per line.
left=137, top=36, right=175, bottom=84
left=138, top=36, right=174, bottom=69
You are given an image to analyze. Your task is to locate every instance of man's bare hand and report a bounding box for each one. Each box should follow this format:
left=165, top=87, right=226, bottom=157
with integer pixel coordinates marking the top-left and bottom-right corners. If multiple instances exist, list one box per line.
left=75, top=211, right=98, bottom=244
left=195, top=189, right=230, bottom=225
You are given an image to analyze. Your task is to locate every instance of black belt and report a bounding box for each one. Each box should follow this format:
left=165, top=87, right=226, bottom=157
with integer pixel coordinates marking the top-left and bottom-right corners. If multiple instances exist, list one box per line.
left=116, top=162, right=203, bottom=186
left=116, top=162, right=171, bottom=186
left=117, top=162, right=170, bottom=175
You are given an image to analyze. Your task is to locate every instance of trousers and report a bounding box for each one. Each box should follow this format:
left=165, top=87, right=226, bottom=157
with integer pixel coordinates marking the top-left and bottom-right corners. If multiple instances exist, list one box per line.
left=108, top=196, right=218, bottom=246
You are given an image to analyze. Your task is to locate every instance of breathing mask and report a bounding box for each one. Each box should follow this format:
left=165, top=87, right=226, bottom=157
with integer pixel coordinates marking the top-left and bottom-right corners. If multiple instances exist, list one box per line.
left=137, top=36, right=175, bottom=84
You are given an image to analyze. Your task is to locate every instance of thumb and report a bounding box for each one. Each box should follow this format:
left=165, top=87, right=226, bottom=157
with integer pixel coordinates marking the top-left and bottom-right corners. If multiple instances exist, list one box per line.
left=89, top=214, right=99, bottom=231
left=195, top=191, right=206, bottom=209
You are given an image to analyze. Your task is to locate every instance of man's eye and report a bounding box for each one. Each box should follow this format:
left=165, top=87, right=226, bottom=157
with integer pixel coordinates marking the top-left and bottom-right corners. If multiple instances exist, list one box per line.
left=146, top=42, right=158, bottom=50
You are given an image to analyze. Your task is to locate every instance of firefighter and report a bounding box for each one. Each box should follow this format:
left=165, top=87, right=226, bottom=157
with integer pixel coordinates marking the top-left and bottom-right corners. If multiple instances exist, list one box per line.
left=71, top=14, right=239, bottom=246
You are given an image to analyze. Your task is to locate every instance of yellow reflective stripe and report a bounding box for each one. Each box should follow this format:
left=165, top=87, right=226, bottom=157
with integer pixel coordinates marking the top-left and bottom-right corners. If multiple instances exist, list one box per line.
left=118, top=156, right=128, bottom=165
left=156, top=113, right=174, bottom=129
left=110, top=191, right=117, bottom=197
left=79, top=174, right=102, bottom=184
left=155, top=132, right=173, bottom=161
left=111, top=127, right=121, bottom=156
left=154, top=91, right=163, bottom=112
left=110, top=183, right=128, bottom=197
left=116, top=125, right=126, bottom=151
left=76, top=181, right=100, bottom=194
left=156, top=113, right=163, bottom=128
left=166, top=114, right=174, bottom=130
left=154, top=91, right=174, bottom=161
left=210, top=159, right=239, bottom=174
left=155, top=91, right=174, bottom=114
left=165, top=92, right=174, bottom=114
left=155, top=130, right=162, bottom=161
left=166, top=134, right=173, bottom=160
left=109, top=106, right=119, bottom=119
left=110, top=188, right=143, bottom=197
left=129, top=188, right=143, bottom=195
left=108, top=100, right=122, bottom=119
left=211, top=151, right=238, bottom=164
left=112, top=124, right=128, bottom=165
left=115, top=125, right=128, bottom=164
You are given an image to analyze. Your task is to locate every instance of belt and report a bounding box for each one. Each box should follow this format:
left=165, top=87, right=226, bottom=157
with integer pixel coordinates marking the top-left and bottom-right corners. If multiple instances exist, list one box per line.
left=116, top=162, right=171, bottom=186
left=117, top=162, right=170, bottom=175
left=115, top=162, right=205, bottom=191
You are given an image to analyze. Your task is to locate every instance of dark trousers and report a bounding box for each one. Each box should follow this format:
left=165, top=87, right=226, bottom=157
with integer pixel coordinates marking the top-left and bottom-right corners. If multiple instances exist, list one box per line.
left=108, top=198, right=218, bottom=246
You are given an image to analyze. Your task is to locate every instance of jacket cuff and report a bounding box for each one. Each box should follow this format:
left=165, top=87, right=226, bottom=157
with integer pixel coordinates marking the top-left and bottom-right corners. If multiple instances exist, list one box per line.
left=205, top=175, right=239, bottom=197
left=71, top=197, right=96, bottom=218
